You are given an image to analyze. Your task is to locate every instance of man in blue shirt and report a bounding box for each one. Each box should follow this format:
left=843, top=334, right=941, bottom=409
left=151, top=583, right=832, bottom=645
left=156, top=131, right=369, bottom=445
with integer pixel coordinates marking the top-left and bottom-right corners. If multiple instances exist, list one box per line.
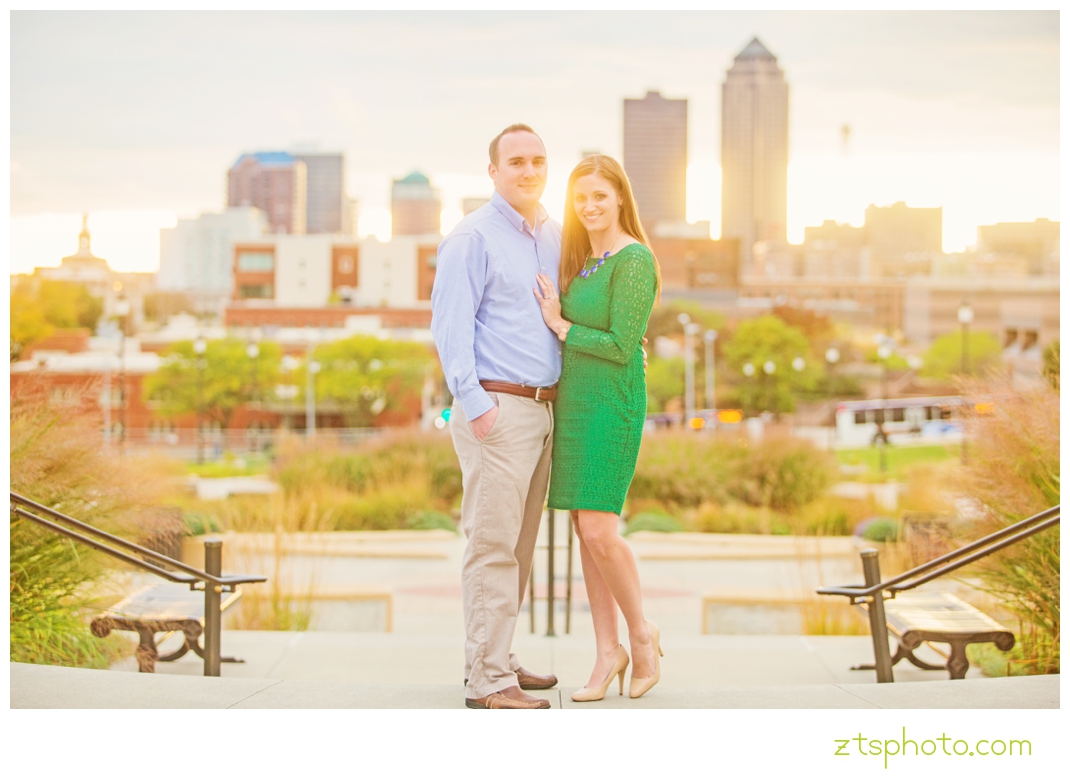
left=431, top=124, right=561, bottom=709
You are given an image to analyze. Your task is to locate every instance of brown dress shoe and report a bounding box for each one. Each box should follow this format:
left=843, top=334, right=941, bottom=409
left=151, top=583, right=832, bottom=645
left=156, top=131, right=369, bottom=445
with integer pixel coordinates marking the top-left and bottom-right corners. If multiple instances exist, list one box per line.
left=464, top=668, right=559, bottom=690
left=465, top=685, right=551, bottom=709
left=516, top=666, right=558, bottom=690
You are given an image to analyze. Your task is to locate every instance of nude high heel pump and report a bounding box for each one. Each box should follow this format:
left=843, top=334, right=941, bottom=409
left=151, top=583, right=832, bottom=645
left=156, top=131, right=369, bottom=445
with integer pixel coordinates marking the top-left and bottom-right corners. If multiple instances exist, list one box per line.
left=628, top=621, right=663, bottom=699
left=571, top=645, right=630, bottom=702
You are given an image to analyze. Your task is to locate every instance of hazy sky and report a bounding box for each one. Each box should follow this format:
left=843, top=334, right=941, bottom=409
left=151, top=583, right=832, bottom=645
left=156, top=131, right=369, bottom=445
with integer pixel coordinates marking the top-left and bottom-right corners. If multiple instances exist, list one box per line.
left=9, top=10, right=1060, bottom=273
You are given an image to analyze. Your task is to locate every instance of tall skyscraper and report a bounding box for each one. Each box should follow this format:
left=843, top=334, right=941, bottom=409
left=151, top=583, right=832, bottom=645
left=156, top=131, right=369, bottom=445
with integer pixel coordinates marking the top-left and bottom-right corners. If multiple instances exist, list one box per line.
left=623, top=90, right=688, bottom=229
left=227, top=152, right=307, bottom=234
left=391, top=172, right=441, bottom=236
left=721, top=38, right=789, bottom=271
left=158, top=207, right=268, bottom=293
left=294, top=152, right=351, bottom=234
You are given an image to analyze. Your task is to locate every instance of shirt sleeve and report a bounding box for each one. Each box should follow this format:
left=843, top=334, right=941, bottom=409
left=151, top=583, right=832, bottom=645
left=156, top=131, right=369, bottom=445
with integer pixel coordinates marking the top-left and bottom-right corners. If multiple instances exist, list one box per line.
left=564, top=248, right=658, bottom=365
left=430, top=231, right=495, bottom=420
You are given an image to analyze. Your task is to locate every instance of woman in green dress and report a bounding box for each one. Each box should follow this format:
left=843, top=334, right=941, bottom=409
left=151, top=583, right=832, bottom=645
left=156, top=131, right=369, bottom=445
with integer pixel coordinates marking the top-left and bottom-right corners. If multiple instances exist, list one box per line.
left=533, top=155, right=663, bottom=701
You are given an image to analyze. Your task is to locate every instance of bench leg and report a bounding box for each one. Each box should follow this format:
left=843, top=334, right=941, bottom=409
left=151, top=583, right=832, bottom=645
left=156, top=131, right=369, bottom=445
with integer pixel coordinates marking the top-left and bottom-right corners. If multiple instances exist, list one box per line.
left=946, top=640, right=970, bottom=679
left=901, top=646, right=947, bottom=672
left=134, top=626, right=158, bottom=673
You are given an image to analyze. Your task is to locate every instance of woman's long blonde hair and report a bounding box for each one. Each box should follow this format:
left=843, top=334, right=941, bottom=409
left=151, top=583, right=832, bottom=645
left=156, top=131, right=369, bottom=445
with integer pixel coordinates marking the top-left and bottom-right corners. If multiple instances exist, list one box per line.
left=559, top=155, right=661, bottom=302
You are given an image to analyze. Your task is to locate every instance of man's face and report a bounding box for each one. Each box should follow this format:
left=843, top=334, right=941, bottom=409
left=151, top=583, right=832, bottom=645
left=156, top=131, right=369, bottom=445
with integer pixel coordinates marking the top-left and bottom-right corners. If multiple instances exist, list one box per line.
left=489, top=131, right=547, bottom=214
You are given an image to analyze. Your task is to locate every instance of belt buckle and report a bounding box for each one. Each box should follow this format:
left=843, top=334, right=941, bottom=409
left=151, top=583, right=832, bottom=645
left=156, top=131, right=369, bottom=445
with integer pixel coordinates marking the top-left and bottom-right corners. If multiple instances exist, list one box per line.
left=534, top=386, right=546, bottom=402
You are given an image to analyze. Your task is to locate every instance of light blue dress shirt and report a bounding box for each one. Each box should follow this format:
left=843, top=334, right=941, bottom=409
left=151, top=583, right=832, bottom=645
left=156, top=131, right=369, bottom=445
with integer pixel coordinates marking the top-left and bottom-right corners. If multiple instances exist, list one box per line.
left=431, top=190, right=563, bottom=421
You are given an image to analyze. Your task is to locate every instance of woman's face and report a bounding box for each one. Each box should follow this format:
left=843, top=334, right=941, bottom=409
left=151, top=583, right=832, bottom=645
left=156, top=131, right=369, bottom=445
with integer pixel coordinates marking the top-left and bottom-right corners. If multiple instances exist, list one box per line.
left=572, top=173, right=622, bottom=234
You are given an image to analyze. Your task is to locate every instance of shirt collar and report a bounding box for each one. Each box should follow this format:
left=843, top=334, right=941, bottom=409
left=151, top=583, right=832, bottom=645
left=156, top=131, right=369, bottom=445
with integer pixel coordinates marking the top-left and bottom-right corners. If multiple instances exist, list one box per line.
left=491, top=190, right=547, bottom=235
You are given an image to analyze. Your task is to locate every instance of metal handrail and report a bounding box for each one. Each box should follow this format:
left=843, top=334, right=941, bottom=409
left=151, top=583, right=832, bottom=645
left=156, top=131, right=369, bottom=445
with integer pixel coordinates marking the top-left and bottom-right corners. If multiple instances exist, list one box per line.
left=816, top=504, right=1059, bottom=683
left=816, top=505, right=1060, bottom=602
left=10, top=490, right=267, bottom=676
left=10, top=492, right=265, bottom=589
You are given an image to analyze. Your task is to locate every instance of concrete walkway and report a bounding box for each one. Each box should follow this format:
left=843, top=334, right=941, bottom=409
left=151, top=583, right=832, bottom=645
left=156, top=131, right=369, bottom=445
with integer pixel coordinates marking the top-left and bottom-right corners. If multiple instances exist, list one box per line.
left=11, top=661, right=1058, bottom=709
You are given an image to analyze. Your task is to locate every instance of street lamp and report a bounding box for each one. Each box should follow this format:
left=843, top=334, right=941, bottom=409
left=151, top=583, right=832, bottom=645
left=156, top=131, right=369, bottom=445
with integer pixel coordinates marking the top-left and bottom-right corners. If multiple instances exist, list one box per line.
left=678, top=313, right=700, bottom=429
left=876, top=341, right=893, bottom=473
left=762, top=360, right=776, bottom=414
left=194, top=336, right=207, bottom=464
left=957, top=301, right=973, bottom=375
left=114, top=297, right=131, bottom=452
left=306, top=359, right=321, bottom=439
left=825, top=347, right=841, bottom=446
left=704, top=330, right=717, bottom=427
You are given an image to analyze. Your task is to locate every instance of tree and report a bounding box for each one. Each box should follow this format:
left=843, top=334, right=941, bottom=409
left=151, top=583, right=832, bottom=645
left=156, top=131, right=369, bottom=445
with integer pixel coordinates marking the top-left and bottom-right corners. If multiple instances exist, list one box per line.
left=645, top=357, right=685, bottom=413
left=919, top=331, right=1002, bottom=379
left=771, top=304, right=833, bottom=343
left=307, top=335, right=439, bottom=427
left=10, top=278, right=104, bottom=361
left=644, top=300, right=725, bottom=343
left=143, top=339, right=281, bottom=432
left=722, top=315, right=820, bottom=415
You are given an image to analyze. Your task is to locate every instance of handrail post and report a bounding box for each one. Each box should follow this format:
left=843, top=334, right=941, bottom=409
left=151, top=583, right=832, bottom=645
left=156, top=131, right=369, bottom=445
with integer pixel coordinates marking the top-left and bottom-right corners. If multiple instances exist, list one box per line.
left=861, top=549, right=895, bottom=683
left=546, top=509, right=556, bottom=637
left=203, top=538, right=223, bottom=677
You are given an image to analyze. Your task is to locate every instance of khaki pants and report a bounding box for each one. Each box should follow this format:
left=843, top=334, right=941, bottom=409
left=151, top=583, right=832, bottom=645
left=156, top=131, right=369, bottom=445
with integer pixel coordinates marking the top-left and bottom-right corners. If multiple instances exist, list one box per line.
left=450, top=392, right=554, bottom=698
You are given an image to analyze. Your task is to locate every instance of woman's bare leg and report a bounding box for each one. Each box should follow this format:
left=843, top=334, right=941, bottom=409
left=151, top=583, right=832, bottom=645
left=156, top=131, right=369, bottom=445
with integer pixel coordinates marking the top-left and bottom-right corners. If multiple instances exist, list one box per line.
left=574, top=509, right=656, bottom=679
left=573, top=511, right=623, bottom=688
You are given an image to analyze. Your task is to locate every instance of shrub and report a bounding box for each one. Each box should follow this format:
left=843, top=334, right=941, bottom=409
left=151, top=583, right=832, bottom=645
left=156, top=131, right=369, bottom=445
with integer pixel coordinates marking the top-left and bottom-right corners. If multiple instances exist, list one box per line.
left=405, top=510, right=458, bottom=533
left=630, top=434, right=833, bottom=512
left=687, top=502, right=788, bottom=535
left=727, top=438, right=833, bottom=512
left=856, top=517, right=899, bottom=543
left=623, top=512, right=684, bottom=535
left=10, top=380, right=170, bottom=667
left=958, top=374, right=1060, bottom=674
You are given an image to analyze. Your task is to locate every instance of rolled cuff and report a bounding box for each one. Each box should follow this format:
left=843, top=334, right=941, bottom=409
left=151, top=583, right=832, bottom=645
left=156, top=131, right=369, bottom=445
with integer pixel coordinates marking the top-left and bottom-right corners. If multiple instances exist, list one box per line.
left=457, top=385, right=495, bottom=421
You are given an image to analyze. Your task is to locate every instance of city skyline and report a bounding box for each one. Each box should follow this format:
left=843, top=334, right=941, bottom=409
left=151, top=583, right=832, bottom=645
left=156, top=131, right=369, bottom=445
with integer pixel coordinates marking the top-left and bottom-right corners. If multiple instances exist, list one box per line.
left=10, top=10, right=1059, bottom=273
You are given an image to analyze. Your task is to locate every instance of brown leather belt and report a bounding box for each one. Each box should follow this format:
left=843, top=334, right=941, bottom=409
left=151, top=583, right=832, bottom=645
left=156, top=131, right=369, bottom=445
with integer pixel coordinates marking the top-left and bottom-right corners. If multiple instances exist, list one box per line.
left=479, top=380, right=557, bottom=402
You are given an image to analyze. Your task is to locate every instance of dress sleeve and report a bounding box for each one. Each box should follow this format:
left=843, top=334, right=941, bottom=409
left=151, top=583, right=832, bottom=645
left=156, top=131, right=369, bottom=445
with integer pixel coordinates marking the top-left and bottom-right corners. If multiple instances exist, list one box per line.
left=564, top=247, right=657, bottom=365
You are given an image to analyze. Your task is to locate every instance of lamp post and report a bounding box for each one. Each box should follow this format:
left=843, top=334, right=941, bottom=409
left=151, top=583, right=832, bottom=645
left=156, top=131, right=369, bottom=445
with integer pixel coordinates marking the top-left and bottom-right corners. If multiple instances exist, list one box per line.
left=957, top=300, right=973, bottom=375
left=246, top=336, right=260, bottom=452
left=704, top=330, right=717, bottom=427
left=678, top=314, right=700, bottom=429
left=194, top=336, right=207, bottom=464
left=877, top=341, right=892, bottom=473
left=762, top=360, right=776, bottom=414
left=825, top=347, right=840, bottom=446
left=114, top=296, right=131, bottom=452
left=306, top=359, right=321, bottom=439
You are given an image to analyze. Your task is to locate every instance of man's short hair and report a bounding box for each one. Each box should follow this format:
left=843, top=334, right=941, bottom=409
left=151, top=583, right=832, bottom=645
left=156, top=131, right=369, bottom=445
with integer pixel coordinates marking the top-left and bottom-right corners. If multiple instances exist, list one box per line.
left=489, top=124, right=542, bottom=166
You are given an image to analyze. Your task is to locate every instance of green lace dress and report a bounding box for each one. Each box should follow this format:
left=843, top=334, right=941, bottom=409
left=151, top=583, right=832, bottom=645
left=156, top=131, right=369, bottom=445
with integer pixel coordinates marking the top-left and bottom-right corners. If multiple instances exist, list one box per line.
left=548, top=243, right=659, bottom=515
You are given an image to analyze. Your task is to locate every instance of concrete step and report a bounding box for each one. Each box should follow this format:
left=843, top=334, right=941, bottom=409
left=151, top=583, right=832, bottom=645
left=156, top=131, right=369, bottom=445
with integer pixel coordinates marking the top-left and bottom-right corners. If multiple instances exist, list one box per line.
left=11, top=662, right=1057, bottom=709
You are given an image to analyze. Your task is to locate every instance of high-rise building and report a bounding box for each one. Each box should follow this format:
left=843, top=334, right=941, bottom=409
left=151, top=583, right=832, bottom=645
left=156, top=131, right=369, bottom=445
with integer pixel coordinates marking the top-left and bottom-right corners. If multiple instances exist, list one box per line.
left=158, top=207, right=268, bottom=294
left=391, top=172, right=441, bottom=236
left=623, top=91, right=688, bottom=229
left=721, top=38, right=789, bottom=272
left=293, top=152, right=352, bottom=234
left=802, top=220, right=869, bottom=278
left=227, top=152, right=307, bottom=234
left=977, top=218, right=1059, bottom=276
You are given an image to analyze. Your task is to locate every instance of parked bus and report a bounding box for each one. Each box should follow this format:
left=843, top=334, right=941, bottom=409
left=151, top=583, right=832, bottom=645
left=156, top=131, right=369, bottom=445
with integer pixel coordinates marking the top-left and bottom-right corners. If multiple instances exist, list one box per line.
left=834, top=396, right=965, bottom=448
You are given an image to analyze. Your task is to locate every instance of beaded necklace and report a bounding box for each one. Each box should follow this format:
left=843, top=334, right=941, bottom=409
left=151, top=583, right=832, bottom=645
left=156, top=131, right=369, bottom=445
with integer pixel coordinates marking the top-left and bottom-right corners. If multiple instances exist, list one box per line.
left=579, top=231, right=620, bottom=280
